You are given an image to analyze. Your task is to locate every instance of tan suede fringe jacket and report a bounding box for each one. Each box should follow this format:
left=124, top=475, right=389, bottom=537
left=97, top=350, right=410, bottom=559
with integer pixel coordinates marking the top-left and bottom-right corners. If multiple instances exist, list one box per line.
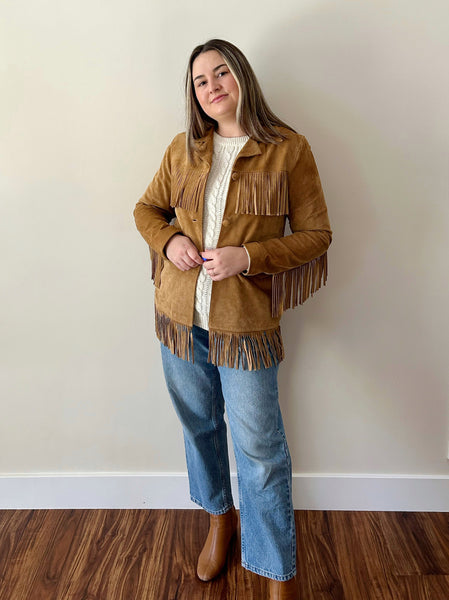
left=134, top=126, right=332, bottom=370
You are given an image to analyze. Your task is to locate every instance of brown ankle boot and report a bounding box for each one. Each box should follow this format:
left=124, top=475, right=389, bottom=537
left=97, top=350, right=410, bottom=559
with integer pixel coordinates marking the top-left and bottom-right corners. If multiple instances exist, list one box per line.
left=196, top=506, right=237, bottom=581
left=268, top=577, right=299, bottom=599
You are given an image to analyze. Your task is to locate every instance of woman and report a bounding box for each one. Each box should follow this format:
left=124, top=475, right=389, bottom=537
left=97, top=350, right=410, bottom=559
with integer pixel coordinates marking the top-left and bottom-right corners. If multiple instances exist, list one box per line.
left=134, top=39, right=331, bottom=600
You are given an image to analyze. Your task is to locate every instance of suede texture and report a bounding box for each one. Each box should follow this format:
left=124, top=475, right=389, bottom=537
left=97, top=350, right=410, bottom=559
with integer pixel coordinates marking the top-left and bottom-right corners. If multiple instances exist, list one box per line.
left=134, top=127, right=332, bottom=368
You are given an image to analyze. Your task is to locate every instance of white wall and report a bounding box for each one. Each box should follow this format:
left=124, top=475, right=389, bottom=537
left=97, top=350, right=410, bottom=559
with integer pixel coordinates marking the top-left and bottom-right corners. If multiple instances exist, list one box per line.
left=1, top=0, right=448, bottom=505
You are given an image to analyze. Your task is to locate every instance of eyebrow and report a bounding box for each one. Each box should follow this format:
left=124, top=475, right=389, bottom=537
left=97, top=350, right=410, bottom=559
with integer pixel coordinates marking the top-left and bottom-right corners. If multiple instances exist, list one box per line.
left=193, top=64, right=228, bottom=82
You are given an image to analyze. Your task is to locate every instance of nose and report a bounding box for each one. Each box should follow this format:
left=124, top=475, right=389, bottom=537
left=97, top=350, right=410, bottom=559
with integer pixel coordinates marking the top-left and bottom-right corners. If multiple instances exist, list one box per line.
left=210, top=80, right=221, bottom=94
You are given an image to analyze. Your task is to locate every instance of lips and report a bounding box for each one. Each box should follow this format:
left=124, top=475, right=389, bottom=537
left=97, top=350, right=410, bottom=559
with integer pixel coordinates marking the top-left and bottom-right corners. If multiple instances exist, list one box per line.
left=211, top=94, right=227, bottom=103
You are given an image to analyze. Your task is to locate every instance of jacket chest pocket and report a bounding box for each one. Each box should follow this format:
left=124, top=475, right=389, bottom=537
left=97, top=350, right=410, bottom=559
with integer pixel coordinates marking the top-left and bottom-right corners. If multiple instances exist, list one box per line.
left=233, top=171, right=289, bottom=216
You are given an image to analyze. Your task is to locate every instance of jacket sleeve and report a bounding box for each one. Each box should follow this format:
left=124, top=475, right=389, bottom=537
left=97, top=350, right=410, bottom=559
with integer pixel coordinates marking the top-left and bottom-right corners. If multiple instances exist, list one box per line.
left=133, top=139, right=182, bottom=256
left=243, top=137, right=332, bottom=276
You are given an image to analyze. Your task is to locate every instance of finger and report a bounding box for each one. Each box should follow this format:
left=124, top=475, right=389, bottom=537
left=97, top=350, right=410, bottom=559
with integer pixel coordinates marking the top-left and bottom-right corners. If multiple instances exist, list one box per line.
left=175, top=260, right=188, bottom=271
left=187, top=249, right=204, bottom=267
left=202, top=258, right=213, bottom=268
left=175, top=255, right=194, bottom=271
left=179, top=257, right=197, bottom=270
left=210, top=271, right=224, bottom=281
left=186, top=247, right=203, bottom=265
left=184, top=258, right=200, bottom=269
left=204, top=264, right=216, bottom=275
left=200, top=250, right=216, bottom=261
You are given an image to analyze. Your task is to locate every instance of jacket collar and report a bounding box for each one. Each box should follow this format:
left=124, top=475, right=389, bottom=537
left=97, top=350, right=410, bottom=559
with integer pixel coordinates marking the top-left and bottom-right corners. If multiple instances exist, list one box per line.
left=193, top=127, right=263, bottom=165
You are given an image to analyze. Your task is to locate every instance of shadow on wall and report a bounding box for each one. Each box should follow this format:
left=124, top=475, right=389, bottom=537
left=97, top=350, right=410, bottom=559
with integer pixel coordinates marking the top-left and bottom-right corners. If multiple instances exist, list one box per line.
left=251, top=1, right=448, bottom=472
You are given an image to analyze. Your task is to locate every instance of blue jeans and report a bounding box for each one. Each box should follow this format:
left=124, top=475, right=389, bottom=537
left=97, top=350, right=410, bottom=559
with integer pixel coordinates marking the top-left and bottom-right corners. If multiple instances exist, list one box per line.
left=160, top=325, right=296, bottom=581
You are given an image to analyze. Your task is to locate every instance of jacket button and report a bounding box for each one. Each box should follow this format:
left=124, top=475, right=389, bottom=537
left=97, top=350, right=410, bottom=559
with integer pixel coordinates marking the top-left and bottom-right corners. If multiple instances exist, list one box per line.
left=222, top=218, right=230, bottom=226
left=231, top=172, right=239, bottom=180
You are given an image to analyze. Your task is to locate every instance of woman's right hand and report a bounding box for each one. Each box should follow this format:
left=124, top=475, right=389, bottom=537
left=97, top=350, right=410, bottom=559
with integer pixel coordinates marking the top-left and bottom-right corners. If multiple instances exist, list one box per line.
left=165, top=234, right=203, bottom=271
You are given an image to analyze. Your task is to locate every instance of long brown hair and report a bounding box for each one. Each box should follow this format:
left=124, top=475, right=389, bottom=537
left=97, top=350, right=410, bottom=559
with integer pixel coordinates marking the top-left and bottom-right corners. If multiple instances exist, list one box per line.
left=185, top=39, right=296, bottom=161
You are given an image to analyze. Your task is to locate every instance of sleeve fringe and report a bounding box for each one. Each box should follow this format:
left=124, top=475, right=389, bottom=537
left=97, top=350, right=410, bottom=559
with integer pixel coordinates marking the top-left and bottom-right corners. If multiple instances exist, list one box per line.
left=155, top=307, right=194, bottom=362
left=149, top=248, right=164, bottom=288
left=272, top=252, right=328, bottom=317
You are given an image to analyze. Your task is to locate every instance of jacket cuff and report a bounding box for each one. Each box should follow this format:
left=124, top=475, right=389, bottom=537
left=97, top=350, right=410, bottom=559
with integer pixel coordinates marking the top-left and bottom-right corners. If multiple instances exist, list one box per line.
left=242, top=241, right=267, bottom=275
left=241, top=245, right=251, bottom=276
left=153, top=225, right=182, bottom=257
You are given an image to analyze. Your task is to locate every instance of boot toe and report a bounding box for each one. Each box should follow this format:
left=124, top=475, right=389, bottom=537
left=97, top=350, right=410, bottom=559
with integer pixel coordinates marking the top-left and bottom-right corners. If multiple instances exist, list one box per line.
left=196, top=507, right=237, bottom=581
left=268, top=576, right=298, bottom=599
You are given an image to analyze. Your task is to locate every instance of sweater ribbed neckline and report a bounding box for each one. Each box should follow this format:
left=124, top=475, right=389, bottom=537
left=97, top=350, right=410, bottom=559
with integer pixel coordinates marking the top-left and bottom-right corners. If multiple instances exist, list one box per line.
left=213, top=131, right=249, bottom=147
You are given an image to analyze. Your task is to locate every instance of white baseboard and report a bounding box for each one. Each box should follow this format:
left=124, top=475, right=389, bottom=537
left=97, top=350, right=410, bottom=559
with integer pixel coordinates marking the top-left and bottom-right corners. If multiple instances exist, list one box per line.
left=0, top=473, right=448, bottom=511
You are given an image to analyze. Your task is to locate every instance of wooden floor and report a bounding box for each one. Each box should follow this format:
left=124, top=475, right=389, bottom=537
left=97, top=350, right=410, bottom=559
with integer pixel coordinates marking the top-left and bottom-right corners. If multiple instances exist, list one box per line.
left=0, top=510, right=448, bottom=599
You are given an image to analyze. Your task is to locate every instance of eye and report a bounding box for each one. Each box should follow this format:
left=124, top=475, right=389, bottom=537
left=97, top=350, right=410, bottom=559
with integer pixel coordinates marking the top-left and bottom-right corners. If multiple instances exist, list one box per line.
left=196, top=80, right=206, bottom=87
left=217, top=70, right=228, bottom=78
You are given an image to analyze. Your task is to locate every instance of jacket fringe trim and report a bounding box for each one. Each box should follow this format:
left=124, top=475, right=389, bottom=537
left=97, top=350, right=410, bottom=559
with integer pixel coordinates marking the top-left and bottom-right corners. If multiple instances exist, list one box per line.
left=149, top=248, right=164, bottom=288
left=272, top=252, right=328, bottom=317
left=155, top=307, right=194, bottom=362
left=235, top=172, right=289, bottom=215
left=154, top=308, right=284, bottom=370
left=208, top=327, right=284, bottom=370
left=170, top=168, right=208, bottom=212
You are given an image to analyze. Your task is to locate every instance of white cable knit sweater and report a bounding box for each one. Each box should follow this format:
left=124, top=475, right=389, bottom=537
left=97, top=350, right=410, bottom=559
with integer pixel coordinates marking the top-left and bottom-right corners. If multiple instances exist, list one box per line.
left=193, top=132, right=249, bottom=330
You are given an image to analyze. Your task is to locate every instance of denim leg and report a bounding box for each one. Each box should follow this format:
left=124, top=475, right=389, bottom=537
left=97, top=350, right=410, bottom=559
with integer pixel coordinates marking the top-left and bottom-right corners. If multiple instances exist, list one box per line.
left=160, top=326, right=234, bottom=514
left=218, top=363, right=296, bottom=581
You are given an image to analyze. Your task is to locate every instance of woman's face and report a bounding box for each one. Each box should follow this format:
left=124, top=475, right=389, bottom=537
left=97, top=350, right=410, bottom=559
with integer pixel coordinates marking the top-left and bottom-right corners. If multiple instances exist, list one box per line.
left=191, top=50, right=240, bottom=126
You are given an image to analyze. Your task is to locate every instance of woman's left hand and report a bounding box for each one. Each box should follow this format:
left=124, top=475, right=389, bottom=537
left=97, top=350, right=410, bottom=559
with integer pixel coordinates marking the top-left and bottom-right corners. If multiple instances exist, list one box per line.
left=201, top=247, right=249, bottom=281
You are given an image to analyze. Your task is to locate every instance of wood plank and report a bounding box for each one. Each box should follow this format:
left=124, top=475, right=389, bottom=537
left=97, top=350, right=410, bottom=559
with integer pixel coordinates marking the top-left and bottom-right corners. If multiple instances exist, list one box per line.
left=329, top=511, right=404, bottom=599
left=296, top=511, right=345, bottom=599
left=1, top=509, right=449, bottom=599
left=0, top=510, right=62, bottom=599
